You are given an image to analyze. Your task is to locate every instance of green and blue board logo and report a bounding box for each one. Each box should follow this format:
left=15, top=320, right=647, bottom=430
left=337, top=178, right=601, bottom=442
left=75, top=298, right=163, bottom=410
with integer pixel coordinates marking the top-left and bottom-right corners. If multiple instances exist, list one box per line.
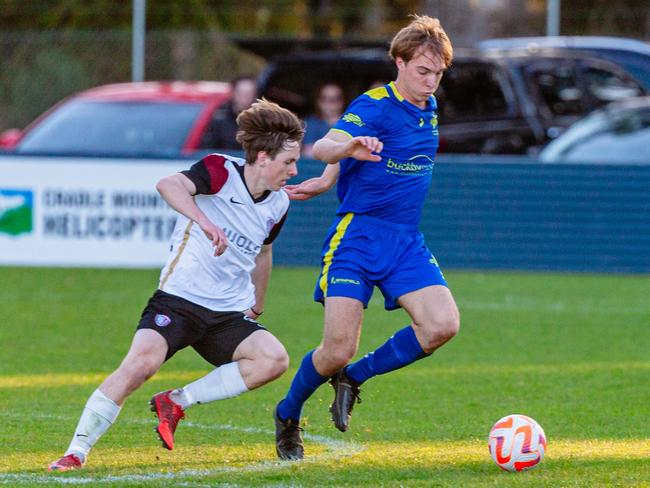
left=0, top=189, right=33, bottom=236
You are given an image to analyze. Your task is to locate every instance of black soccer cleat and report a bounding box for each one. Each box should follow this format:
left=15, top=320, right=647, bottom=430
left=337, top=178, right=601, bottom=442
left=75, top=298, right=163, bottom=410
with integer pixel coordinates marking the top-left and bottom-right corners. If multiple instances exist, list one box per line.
left=329, top=369, right=361, bottom=432
left=273, top=403, right=304, bottom=460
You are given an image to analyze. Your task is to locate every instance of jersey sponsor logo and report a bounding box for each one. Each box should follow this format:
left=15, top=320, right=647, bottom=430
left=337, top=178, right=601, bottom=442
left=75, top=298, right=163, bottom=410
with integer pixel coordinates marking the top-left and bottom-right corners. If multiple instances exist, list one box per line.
left=154, top=314, right=172, bottom=327
left=330, top=276, right=361, bottom=285
left=431, top=114, right=439, bottom=135
left=342, top=112, right=365, bottom=127
left=229, top=196, right=245, bottom=205
left=223, top=227, right=261, bottom=256
left=385, top=155, right=435, bottom=176
left=0, top=189, right=33, bottom=236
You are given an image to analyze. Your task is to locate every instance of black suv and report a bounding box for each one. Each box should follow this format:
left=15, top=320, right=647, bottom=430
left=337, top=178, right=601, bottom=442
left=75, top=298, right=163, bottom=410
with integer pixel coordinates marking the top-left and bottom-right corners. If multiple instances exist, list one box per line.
left=257, top=47, right=646, bottom=154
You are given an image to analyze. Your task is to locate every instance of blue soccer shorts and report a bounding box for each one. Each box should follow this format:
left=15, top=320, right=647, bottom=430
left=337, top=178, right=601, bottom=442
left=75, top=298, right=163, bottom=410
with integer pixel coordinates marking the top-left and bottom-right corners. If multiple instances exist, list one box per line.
left=313, top=213, right=448, bottom=310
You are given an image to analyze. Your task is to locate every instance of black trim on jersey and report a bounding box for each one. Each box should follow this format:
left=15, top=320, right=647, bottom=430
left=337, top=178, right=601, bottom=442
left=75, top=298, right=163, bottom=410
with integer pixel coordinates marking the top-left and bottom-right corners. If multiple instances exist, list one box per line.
left=233, top=161, right=272, bottom=203
left=181, top=162, right=212, bottom=195
left=181, top=155, right=229, bottom=195
left=264, top=210, right=288, bottom=245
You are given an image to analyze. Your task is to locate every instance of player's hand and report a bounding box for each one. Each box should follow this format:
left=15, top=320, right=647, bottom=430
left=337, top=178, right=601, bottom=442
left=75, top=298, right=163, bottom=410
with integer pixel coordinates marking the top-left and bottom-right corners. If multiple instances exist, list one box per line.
left=284, top=178, right=330, bottom=201
left=244, top=308, right=262, bottom=320
left=346, top=136, right=383, bottom=162
left=199, top=221, right=228, bottom=256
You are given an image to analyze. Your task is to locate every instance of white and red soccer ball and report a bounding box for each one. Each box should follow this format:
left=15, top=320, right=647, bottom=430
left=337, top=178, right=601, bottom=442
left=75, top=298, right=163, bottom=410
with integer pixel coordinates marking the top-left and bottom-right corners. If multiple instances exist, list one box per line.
left=488, top=414, right=546, bottom=472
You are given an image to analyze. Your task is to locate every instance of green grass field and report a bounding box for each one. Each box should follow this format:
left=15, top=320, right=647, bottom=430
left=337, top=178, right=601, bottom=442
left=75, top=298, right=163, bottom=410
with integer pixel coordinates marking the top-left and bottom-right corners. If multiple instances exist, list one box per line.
left=1, top=266, right=648, bottom=487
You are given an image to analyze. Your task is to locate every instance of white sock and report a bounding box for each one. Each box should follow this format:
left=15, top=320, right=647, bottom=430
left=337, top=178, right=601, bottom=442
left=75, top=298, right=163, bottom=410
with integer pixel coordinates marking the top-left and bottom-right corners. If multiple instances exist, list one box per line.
left=170, top=362, right=249, bottom=410
left=65, top=389, right=121, bottom=461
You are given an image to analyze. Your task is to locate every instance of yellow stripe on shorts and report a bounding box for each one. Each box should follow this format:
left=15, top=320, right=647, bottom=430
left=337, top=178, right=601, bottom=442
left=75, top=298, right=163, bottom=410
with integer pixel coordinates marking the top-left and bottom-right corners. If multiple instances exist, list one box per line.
left=319, top=212, right=355, bottom=295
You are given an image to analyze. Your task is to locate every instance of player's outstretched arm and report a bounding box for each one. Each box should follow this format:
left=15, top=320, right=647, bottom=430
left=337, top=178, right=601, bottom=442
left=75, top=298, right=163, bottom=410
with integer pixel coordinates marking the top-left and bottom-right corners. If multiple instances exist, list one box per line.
left=156, top=173, right=228, bottom=256
left=312, top=130, right=383, bottom=164
left=284, top=163, right=340, bottom=201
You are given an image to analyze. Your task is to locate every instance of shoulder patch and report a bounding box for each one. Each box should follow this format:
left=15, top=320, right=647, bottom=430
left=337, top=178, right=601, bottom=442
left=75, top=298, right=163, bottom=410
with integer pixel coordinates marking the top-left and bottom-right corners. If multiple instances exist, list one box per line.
left=365, top=86, right=389, bottom=100
left=202, top=154, right=230, bottom=194
left=342, top=113, right=365, bottom=127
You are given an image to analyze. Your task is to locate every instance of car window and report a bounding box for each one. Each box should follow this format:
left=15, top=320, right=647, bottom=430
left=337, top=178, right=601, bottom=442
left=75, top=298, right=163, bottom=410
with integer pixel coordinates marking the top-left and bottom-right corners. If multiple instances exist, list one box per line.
left=580, top=63, right=644, bottom=105
left=17, top=100, right=205, bottom=157
left=437, top=62, right=509, bottom=121
left=541, top=106, right=650, bottom=163
left=524, top=60, right=586, bottom=118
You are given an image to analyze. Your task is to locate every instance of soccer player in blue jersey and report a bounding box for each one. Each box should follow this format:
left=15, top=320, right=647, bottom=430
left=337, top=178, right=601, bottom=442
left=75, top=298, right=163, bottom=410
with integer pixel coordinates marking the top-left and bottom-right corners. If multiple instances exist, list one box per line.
left=274, top=15, right=460, bottom=460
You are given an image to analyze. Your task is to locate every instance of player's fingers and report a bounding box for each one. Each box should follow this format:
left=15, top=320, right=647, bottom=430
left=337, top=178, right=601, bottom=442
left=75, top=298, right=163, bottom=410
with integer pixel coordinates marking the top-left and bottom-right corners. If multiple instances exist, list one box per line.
left=212, top=233, right=228, bottom=256
left=359, top=136, right=382, bottom=151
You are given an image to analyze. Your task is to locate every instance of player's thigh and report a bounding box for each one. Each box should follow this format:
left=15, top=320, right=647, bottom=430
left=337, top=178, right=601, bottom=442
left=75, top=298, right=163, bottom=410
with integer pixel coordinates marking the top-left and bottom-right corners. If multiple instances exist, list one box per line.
left=321, top=296, right=364, bottom=354
left=192, top=312, right=266, bottom=367
left=115, top=328, right=168, bottom=376
left=398, top=285, right=460, bottom=333
left=136, top=289, right=203, bottom=361
left=232, top=329, right=287, bottom=363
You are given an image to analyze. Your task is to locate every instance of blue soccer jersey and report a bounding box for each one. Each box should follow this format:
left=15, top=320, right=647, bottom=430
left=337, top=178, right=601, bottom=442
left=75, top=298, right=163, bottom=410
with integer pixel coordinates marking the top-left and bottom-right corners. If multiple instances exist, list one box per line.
left=331, top=82, right=439, bottom=226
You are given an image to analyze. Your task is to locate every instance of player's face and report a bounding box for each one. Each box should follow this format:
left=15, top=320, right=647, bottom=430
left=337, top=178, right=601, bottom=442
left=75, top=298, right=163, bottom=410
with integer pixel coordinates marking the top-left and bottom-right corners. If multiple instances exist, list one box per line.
left=263, top=141, right=300, bottom=190
left=395, top=48, right=446, bottom=107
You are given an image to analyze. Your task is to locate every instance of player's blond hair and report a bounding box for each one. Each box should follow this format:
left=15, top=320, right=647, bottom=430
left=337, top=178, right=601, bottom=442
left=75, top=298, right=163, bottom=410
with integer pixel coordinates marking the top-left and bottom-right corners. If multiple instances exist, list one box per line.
left=389, top=15, right=453, bottom=68
left=236, top=98, right=304, bottom=164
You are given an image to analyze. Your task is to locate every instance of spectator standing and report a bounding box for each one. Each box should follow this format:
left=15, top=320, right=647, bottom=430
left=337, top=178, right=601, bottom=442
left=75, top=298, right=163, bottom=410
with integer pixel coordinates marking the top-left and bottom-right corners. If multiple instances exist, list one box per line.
left=202, top=76, right=258, bottom=150
left=302, top=83, right=345, bottom=158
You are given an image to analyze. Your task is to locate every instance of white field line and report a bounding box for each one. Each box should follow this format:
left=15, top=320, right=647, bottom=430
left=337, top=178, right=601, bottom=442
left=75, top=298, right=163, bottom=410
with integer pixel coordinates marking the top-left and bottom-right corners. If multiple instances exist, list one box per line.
left=1, top=413, right=363, bottom=486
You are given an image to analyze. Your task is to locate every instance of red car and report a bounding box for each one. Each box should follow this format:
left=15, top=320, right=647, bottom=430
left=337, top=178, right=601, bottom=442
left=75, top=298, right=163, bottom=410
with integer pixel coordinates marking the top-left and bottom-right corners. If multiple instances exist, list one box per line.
left=0, top=81, right=232, bottom=157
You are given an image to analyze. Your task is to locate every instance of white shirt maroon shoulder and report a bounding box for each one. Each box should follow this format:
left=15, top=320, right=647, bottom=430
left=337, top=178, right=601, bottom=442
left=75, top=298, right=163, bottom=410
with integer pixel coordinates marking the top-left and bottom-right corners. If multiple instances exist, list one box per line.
left=158, top=153, right=289, bottom=312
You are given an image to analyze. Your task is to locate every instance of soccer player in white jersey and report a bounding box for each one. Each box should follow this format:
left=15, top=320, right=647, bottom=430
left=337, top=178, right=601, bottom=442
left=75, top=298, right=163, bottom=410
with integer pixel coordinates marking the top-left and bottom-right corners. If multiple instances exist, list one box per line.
left=48, top=99, right=304, bottom=472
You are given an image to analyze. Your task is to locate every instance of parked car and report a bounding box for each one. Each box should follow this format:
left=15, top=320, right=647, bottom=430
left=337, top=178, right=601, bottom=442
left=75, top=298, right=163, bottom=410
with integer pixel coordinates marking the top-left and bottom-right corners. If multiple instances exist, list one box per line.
left=483, top=47, right=646, bottom=142
left=538, top=96, right=650, bottom=164
left=0, top=81, right=232, bottom=158
left=477, top=36, right=650, bottom=90
left=258, top=47, right=646, bottom=154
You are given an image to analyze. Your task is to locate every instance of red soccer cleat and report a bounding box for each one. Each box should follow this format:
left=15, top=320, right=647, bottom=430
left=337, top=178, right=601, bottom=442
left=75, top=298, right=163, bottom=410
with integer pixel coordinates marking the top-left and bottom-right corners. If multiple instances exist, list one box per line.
left=149, top=390, right=185, bottom=450
left=48, top=453, right=84, bottom=472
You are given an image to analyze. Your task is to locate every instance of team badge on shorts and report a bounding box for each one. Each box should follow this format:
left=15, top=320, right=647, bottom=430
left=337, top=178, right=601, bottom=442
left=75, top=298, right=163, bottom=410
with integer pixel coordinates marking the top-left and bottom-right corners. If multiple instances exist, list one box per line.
left=154, top=314, right=172, bottom=327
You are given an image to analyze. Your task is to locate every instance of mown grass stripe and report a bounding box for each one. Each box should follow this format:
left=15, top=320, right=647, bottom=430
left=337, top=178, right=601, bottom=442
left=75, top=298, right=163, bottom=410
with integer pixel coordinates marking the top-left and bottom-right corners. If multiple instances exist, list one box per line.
left=2, top=361, right=649, bottom=388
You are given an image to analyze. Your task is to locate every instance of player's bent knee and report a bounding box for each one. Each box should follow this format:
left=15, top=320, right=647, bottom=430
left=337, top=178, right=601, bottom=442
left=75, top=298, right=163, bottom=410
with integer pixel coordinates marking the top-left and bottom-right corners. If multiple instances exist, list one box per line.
left=418, top=313, right=460, bottom=350
left=258, top=344, right=289, bottom=381
left=268, top=350, right=290, bottom=380
left=435, top=314, right=460, bottom=343
left=319, top=346, right=355, bottom=374
left=121, top=355, right=161, bottom=384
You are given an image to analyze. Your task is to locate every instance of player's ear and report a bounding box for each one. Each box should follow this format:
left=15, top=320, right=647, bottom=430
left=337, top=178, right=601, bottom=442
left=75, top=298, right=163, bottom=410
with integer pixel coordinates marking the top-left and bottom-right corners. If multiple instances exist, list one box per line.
left=256, top=150, right=269, bottom=166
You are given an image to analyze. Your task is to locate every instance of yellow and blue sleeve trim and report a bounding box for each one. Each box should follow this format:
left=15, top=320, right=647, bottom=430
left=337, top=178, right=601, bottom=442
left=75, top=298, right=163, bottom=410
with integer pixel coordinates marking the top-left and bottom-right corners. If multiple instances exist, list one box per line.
left=330, top=128, right=353, bottom=139
left=319, top=212, right=355, bottom=295
left=365, top=86, right=389, bottom=100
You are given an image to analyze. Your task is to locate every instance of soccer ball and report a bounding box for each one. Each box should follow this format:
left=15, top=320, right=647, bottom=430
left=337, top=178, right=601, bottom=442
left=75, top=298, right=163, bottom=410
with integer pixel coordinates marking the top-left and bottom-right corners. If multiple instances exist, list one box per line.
left=488, top=414, right=546, bottom=472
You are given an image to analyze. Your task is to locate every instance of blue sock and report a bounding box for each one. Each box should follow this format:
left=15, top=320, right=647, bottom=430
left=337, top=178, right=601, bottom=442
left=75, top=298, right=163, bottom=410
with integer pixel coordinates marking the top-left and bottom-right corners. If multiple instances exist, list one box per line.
left=345, top=326, right=429, bottom=385
left=277, top=350, right=328, bottom=421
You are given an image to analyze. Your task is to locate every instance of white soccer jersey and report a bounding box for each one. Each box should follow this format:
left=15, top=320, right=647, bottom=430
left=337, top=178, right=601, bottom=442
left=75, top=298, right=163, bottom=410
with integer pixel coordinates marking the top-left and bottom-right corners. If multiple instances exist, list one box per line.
left=158, top=153, right=289, bottom=311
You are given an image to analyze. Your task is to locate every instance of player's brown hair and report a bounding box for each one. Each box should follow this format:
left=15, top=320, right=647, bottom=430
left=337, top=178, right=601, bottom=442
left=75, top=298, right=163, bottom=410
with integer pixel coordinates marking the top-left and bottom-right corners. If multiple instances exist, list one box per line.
left=389, top=15, right=453, bottom=68
left=236, top=98, right=305, bottom=164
